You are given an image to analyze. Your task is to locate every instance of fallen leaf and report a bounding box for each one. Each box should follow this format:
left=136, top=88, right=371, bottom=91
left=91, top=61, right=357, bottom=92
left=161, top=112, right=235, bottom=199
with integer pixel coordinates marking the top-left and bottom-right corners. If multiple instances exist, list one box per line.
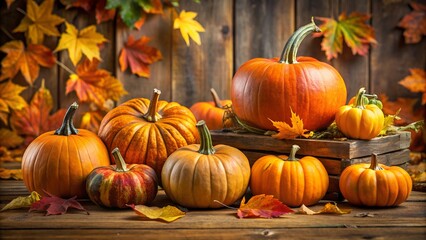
left=297, top=202, right=351, bottom=215
left=0, top=40, right=56, bottom=85
left=270, top=109, right=312, bottom=139
left=397, top=2, right=426, bottom=44
left=0, top=81, right=27, bottom=125
left=127, top=204, right=185, bottom=222
left=297, top=204, right=317, bottom=215
left=399, top=68, right=426, bottom=105
left=29, top=191, right=89, bottom=216
left=237, top=194, right=294, bottom=219
left=0, top=128, right=24, bottom=148
left=0, top=168, right=23, bottom=180
left=314, top=12, right=377, bottom=60
left=1, top=191, right=41, bottom=211
left=54, top=22, right=108, bottom=66
left=174, top=10, right=205, bottom=46
left=13, top=0, right=64, bottom=44
left=119, top=35, right=162, bottom=78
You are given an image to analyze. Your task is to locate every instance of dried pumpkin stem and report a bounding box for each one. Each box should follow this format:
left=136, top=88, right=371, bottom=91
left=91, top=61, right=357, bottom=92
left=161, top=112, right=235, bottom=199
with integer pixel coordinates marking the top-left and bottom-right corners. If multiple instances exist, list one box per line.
left=210, top=88, right=223, bottom=108
left=196, top=120, right=215, bottom=155
left=287, top=145, right=300, bottom=161
left=354, top=87, right=367, bottom=109
left=112, top=148, right=128, bottom=172
left=143, top=88, right=162, bottom=122
left=279, top=17, right=321, bottom=64
left=369, top=154, right=383, bottom=171
left=54, top=102, right=79, bottom=136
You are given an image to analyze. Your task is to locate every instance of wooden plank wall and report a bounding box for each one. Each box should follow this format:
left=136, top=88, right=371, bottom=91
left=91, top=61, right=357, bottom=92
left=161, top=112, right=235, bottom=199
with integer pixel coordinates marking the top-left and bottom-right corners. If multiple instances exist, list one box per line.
left=1, top=0, right=425, bottom=122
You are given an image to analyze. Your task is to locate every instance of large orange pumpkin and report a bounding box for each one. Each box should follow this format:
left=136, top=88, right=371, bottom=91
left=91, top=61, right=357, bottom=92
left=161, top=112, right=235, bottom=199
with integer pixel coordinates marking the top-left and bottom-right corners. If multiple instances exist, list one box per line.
left=231, top=19, right=347, bottom=131
left=21, top=102, right=110, bottom=198
left=98, top=89, right=199, bottom=181
left=339, top=154, right=412, bottom=207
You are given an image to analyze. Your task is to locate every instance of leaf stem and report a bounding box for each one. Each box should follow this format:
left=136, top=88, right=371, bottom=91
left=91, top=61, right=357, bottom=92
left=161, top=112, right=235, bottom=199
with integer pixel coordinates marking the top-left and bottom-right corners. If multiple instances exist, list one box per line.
left=1, top=27, right=15, bottom=41
left=55, top=60, right=76, bottom=75
left=16, top=8, right=26, bottom=15
left=213, top=200, right=237, bottom=210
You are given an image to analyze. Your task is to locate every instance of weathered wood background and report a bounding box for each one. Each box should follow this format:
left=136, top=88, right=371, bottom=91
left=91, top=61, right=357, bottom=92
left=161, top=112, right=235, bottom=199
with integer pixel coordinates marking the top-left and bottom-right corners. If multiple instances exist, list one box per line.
left=1, top=0, right=425, bottom=118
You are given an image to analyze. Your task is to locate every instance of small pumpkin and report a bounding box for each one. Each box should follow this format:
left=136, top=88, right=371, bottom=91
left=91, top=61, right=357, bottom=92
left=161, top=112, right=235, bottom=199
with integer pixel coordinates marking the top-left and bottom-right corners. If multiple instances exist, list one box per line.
left=339, top=154, right=412, bottom=207
left=250, top=145, right=329, bottom=207
left=86, top=148, right=158, bottom=208
left=348, top=91, right=383, bottom=109
left=98, top=88, right=199, bottom=182
left=21, top=102, right=110, bottom=198
left=231, top=18, right=347, bottom=131
left=161, top=120, right=251, bottom=208
left=335, top=87, right=384, bottom=140
left=190, top=88, right=232, bottom=130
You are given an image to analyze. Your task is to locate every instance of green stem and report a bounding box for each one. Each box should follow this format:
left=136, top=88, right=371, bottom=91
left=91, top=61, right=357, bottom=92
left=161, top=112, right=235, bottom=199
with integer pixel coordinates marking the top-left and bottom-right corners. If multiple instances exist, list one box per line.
left=287, top=145, right=300, bottom=161
left=143, top=88, right=162, bottom=122
left=369, top=154, right=383, bottom=171
left=210, top=88, right=223, bottom=108
left=279, top=17, right=321, bottom=64
left=196, top=120, right=215, bottom=155
left=54, top=102, right=79, bottom=136
left=354, top=87, right=367, bottom=109
left=111, top=148, right=128, bottom=172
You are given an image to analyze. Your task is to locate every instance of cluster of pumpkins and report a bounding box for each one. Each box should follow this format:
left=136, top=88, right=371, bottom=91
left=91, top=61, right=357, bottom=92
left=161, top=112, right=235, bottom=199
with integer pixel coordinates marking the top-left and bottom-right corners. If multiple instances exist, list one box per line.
left=21, top=19, right=411, bottom=210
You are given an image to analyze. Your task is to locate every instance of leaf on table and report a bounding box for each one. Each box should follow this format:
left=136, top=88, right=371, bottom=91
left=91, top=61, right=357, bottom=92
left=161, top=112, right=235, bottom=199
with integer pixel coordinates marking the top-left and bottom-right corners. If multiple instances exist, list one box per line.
left=29, top=191, right=89, bottom=216
left=270, top=109, right=313, bottom=139
left=397, top=2, right=426, bottom=44
left=0, top=168, right=23, bottom=180
left=54, top=22, right=108, bottom=66
left=0, top=40, right=56, bottom=85
left=379, top=109, right=401, bottom=135
left=399, top=68, right=426, bottom=105
left=314, top=12, right=377, bottom=60
left=106, top=0, right=163, bottom=28
left=174, top=10, right=205, bottom=46
left=66, top=59, right=127, bottom=109
left=297, top=202, right=351, bottom=215
left=1, top=191, right=41, bottom=211
left=237, top=194, right=294, bottom=219
left=10, top=81, right=66, bottom=145
left=0, top=128, right=24, bottom=148
left=0, top=81, right=27, bottom=125
left=127, top=204, right=185, bottom=222
left=297, top=204, right=317, bottom=215
left=13, top=0, right=64, bottom=44
left=119, top=35, right=162, bottom=78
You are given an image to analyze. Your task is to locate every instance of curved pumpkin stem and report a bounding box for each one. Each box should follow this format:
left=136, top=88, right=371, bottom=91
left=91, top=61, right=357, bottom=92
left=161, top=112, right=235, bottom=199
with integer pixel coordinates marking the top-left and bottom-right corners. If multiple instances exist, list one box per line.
left=143, top=88, right=162, bottom=122
left=369, top=153, right=383, bottom=171
left=354, top=87, right=367, bottom=109
left=112, top=147, right=128, bottom=172
left=279, top=17, right=321, bottom=64
left=196, top=120, right=215, bottom=155
left=287, top=145, right=300, bottom=161
left=210, top=88, right=223, bottom=108
left=54, top=102, right=79, bottom=136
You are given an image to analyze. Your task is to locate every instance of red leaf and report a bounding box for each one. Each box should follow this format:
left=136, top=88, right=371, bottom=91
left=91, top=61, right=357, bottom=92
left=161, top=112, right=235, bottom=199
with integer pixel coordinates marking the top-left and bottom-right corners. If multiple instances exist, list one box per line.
left=237, top=194, right=294, bottom=219
left=29, top=191, right=89, bottom=216
left=397, top=2, right=426, bottom=44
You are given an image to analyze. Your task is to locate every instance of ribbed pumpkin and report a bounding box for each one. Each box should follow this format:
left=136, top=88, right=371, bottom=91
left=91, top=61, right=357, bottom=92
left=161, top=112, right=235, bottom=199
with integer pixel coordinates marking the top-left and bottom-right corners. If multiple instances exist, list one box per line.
left=98, top=89, right=199, bottom=181
left=86, top=148, right=158, bottom=208
left=250, top=145, right=329, bottom=207
left=339, top=154, right=412, bottom=207
left=231, top=19, right=347, bottom=131
left=21, top=102, right=110, bottom=198
left=161, top=120, right=251, bottom=208
left=190, top=88, right=232, bottom=130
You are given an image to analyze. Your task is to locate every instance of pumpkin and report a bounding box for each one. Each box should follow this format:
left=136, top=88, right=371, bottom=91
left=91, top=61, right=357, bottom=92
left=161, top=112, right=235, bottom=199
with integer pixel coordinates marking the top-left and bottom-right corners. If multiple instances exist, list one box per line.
left=161, top=120, right=251, bottom=208
left=190, top=88, right=232, bottom=130
left=98, top=88, right=199, bottom=182
left=339, top=154, right=412, bottom=207
left=231, top=18, right=347, bottom=131
left=250, top=145, right=329, bottom=207
left=335, top=87, right=384, bottom=140
left=348, top=91, right=383, bottom=109
left=21, top=102, right=110, bottom=198
left=86, top=148, right=158, bottom=208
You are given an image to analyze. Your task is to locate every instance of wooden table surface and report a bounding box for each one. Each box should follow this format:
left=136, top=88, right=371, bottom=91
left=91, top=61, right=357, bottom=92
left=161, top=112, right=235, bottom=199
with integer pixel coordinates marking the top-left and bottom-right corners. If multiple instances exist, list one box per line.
left=0, top=180, right=425, bottom=240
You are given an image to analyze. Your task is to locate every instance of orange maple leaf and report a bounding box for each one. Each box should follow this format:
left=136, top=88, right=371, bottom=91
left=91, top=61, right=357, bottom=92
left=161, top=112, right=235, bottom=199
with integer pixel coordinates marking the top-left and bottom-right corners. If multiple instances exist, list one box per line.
left=80, top=109, right=106, bottom=133
left=66, top=59, right=127, bottom=109
left=119, top=35, right=162, bottom=78
left=397, top=2, right=426, bottom=44
left=399, top=68, right=426, bottom=105
left=0, top=41, right=56, bottom=85
left=0, top=81, right=27, bottom=125
left=380, top=94, right=423, bottom=125
left=270, top=109, right=312, bottom=139
left=237, top=194, right=294, bottom=219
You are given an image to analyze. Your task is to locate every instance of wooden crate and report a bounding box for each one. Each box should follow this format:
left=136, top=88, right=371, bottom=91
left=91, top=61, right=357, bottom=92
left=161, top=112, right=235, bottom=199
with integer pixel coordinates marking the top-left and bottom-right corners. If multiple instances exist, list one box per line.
left=210, top=131, right=411, bottom=201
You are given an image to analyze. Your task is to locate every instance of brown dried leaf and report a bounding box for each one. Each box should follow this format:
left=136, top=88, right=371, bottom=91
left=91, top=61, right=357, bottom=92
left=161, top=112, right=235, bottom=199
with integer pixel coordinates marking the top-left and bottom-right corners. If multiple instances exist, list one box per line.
left=397, top=2, right=426, bottom=44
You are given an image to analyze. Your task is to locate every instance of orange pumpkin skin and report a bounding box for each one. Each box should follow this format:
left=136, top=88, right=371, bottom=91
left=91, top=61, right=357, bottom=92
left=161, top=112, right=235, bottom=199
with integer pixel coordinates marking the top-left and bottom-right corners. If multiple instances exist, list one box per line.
left=22, top=103, right=110, bottom=198
left=98, top=89, right=199, bottom=181
left=250, top=145, right=329, bottom=207
left=231, top=20, right=346, bottom=131
left=339, top=154, right=412, bottom=207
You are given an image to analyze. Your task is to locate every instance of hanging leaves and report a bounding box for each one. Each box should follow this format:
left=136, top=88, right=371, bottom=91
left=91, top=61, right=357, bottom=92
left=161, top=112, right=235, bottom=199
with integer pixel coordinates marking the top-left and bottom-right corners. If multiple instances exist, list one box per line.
left=398, top=2, right=426, bottom=44
left=270, top=109, right=312, bottom=139
left=127, top=204, right=186, bottom=222
left=1, top=191, right=41, bottom=212
left=315, top=12, right=377, bottom=60
left=54, top=22, right=108, bottom=66
left=0, top=81, right=27, bottom=125
left=174, top=10, right=205, bottom=46
left=398, top=68, right=426, bottom=105
left=29, top=192, right=89, bottom=216
left=119, top=35, right=162, bottom=78
left=237, top=194, right=294, bottom=219
left=0, top=40, right=56, bottom=85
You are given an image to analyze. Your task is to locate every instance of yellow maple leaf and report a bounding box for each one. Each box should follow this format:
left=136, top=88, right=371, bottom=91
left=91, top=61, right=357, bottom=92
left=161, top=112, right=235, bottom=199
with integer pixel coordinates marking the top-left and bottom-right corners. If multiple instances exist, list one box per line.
left=54, top=22, right=107, bottom=66
left=1, top=191, right=41, bottom=211
left=13, top=0, right=64, bottom=44
left=173, top=10, right=205, bottom=46
left=270, top=109, right=312, bottom=139
left=128, top=204, right=185, bottom=222
left=0, top=81, right=27, bottom=125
